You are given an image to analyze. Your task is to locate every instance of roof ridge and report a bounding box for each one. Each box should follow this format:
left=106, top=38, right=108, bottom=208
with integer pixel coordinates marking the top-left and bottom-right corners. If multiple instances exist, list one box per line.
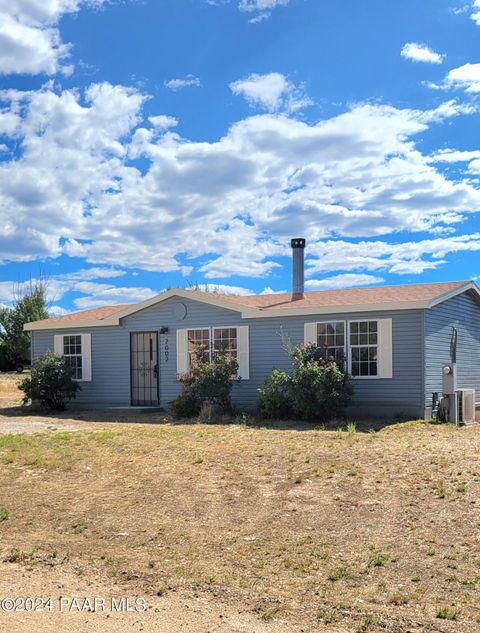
left=224, top=279, right=469, bottom=299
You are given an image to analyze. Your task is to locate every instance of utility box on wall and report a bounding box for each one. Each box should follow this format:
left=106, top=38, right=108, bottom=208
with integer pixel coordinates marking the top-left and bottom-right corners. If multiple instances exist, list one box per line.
left=442, top=364, right=457, bottom=395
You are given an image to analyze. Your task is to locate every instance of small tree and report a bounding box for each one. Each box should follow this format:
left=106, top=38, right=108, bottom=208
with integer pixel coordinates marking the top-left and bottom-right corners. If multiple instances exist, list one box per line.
left=20, top=352, right=81, bottom=411
left=170, top=346, right=239, bottom=418
left=0, top=280, right=49, bottom=366
left=258, top=343, right=354, bottom=421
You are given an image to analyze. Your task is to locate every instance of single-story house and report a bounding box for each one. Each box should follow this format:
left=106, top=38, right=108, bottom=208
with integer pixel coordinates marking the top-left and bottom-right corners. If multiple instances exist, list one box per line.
left=25, top=241, right=480, bottom=419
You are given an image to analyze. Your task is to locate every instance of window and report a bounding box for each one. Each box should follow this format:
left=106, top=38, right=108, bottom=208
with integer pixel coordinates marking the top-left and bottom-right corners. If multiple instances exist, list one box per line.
left=213, top=327, right=238, bottom=361
left=54, top=333, right=91, bottom=382
left=177, top=326, right=250, bottom=380
left=63, top=334, right=83, bottom=380
left=187, top=329, right=211, bottom=368
left=316, top=321, right=345, bottom=369
left=349, top=321, right=378, bottom=377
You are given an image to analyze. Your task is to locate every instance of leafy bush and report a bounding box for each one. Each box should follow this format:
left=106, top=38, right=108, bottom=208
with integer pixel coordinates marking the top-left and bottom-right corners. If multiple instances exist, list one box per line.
left=169, top=392, right=199, bottom=418
left=20, top=351, right=81, bottom=411
left=257, top=343, right=353, bottom=421
left=257, top=369, right=293, bottom=419
left=170, top=346, right=239, bottom=419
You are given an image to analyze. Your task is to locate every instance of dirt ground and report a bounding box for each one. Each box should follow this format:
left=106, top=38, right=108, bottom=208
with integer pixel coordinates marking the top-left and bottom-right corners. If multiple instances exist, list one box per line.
left=0, top=374, right=479, bottom=632
left=0, top=564, right=308, bottom=633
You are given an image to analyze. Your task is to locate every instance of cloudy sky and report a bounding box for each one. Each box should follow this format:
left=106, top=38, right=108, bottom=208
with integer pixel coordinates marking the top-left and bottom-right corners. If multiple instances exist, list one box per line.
left=1, top=0, right=480, bottom=313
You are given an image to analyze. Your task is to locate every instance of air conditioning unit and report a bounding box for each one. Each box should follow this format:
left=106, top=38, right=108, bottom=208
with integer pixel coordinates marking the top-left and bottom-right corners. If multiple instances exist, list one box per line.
left=456, top=389, right=476, bottom=426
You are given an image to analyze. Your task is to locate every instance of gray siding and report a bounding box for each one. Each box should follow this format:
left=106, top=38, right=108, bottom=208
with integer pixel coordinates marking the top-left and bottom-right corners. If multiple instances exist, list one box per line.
left=424, top=291, right=480, bottom=414
left=32, top=296, right=425, bottom=417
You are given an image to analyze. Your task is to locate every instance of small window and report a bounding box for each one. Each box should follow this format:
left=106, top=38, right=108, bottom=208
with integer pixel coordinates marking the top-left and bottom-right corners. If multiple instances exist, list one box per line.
left=187, top=329, right=210, bottom=368
left=63, top=335, right=83, bottom=380
left=213, top=327, right=238, bottom=361
left=349, top=321, right=378, bottom=377
left=317, top=321, right=345, bottom=369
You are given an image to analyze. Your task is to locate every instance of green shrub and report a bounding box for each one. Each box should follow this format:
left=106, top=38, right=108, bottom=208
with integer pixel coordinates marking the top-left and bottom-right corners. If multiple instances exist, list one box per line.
left=257, top=343, right=353, bottom=421
left=170, top=346, right=239, bottom=419
left=20, top=352, right=81, bottom=411
left=257, top=369, right=293, bottom=419
left=169, top=392, right=199, bottom=418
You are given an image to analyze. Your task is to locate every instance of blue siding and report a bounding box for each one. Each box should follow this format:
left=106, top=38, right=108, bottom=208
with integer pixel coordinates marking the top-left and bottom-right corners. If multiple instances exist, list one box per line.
left=424, top=291, right=480, bottom=415
left=32, top=325, right=131, bottom=407
left=32, top=296, right=425, bottom=417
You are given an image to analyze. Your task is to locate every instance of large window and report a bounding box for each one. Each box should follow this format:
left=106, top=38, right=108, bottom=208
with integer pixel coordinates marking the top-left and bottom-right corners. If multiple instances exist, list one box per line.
left=63, top=335, right=83, bottom=380
left=316, top=321, right=345, bottom=369
left=187, top=327, right=238, bottom=369
left=213, top=327, right=238, bottom=361
left=187, top=329, right=211, bottom=368
left=349, top=321, right=378, bottom=377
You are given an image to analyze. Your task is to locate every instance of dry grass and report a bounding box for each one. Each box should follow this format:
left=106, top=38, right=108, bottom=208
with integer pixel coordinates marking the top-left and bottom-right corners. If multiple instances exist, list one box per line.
left=0, top=411, right=479, bottom=631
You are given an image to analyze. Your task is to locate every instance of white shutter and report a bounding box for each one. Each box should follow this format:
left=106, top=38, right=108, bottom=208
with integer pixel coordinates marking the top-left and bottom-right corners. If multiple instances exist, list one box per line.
left=176, top=328, right=189, bottom=376
left=81, top=333, right=92, bottom=382
left=304, top=322, right=317, bottom=344
left=54, top=335, right=63, bottom=355
left=377, top=318, right=393, bottom=379
left=237, top=326, right=250, bottom=380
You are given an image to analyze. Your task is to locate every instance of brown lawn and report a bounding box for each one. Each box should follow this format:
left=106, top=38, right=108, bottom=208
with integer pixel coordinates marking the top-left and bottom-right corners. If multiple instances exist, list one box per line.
left=0, top=377, right=479, bottom=631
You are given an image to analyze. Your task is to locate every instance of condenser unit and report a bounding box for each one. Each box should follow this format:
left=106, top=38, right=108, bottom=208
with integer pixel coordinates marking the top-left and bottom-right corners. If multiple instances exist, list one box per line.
left=456, top=389, right=476, bottom=426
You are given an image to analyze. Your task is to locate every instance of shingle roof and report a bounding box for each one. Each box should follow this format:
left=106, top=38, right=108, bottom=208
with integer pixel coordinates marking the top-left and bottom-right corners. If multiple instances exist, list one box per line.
left=219, top=280, right=468, bottom=311
left=32, top=304, right=131, bottom=326
left=29, top=280, right=469, bottom=328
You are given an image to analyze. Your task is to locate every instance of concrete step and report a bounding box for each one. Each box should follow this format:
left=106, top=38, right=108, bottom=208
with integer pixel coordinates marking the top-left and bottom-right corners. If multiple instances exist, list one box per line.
left=103, top=406, right=164, bottom=414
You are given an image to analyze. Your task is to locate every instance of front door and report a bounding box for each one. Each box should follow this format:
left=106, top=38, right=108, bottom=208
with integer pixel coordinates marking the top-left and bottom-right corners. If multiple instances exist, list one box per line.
left=130, top=332, right=159, bottom=406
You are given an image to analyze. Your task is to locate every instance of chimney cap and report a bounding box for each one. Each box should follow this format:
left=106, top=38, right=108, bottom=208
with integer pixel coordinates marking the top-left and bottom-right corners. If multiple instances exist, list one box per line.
left=291, top=238, right=306, bottom=249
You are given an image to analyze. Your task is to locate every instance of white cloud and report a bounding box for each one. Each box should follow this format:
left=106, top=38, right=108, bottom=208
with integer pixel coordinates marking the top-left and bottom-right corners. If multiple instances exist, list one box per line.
left=188, top=283, right=253, bottom=295
left=471, top=0, right=480, bottom=24
left=445, top=63, right=480, bottom=92
left=49, top=305, right=70, bottom=316
left=401, top=42, right=444, bottom=64
left=59, top=267, right=127, bottom=281
left=429, top=148, right=480, bottom=163
left=239, top=0, right=289, bottom=9
left=428, top=148, right=480, bottom=174
left=72, top=282, right=157, bottom=309
left=0, top=265, right=157, bottom=313
left=0, top=81, right=479, bottom=282
left=305, top=235, right=480, bottom=276
left=238, top=0, right=289, bottom=22
left=260, top=286, right=287, bottom=294
left=149, top=115, right=178, bottom=130
left=305, top=274, right=384, bottom=290
left=0, top=0, right=106, bottom=75
left=164, top=75, right=201, bottom=91
left=230, top=72, right=312, bottom=112
left=208, top=0, right=289, bottom=22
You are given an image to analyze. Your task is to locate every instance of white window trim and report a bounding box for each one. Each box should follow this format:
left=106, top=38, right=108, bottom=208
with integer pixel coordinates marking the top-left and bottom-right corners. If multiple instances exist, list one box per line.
left=177, top=325, right=250, bottom=380
left=54, top=332, right=92, bottom=382
left=347, top=319, right=380, bottom=380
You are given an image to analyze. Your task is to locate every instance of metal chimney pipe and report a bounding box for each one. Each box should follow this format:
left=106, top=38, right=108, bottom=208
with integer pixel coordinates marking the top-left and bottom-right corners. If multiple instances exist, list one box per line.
left=291, top=238, right=306, bottom=300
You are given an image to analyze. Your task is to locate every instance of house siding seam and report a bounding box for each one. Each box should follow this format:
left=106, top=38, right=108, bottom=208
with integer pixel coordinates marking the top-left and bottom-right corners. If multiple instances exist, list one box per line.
left=31, top=296, right=425, bottom=417
left=424, top=291, right=480, bottom=416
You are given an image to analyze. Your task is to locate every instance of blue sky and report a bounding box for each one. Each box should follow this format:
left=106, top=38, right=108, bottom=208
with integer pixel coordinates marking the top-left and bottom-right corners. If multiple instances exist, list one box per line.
left=0, top=0, right=480, bottom=314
